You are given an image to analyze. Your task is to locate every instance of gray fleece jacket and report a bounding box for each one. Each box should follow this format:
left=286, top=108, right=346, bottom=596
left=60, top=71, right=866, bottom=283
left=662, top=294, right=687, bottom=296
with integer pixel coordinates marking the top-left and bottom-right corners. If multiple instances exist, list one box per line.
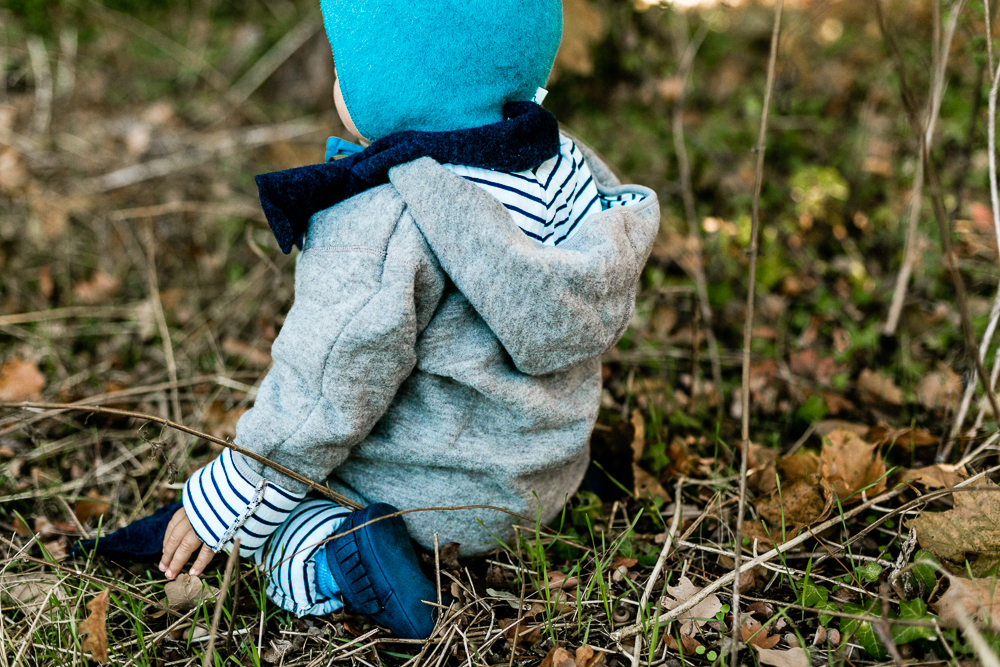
left=188, top=137, right=658, bottom=556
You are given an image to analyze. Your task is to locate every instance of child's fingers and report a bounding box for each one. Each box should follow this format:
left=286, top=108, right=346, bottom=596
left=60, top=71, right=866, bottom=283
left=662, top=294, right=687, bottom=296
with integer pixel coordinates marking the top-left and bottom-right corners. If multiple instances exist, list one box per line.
left=188, top=544, right=215, bottom=577
left=159, top=510, right=187, bottom=571
left=164, top=529, right=204, bottom=579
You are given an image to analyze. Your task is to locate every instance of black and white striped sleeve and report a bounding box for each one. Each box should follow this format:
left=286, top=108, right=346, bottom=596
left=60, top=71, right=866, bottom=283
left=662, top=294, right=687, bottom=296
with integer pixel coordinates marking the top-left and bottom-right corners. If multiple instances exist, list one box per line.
left=182, top=448, right=307, bottom=557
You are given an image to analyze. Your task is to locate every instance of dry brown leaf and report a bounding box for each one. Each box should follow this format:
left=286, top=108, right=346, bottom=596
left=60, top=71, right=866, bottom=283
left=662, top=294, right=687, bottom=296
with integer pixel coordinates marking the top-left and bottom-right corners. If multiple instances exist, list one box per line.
left=754, top=646, right=810, bottom=667
left=868, top=425, right=938, bottom=449
left=897, top=464, right=967, bottom=490
left=915, top=368, right=963, bottom=411
left=79, top=589, right=110, bottom=663
left=164, top=573, right=219, bottom=610
left=660, top=575, right=723, bottom=636
left=912, top=481, right=1000, bottom=567
left=936, top=575, right=1000, bottom=630
left=0, top=357, right=46, bottom=401
left=75, top=490, right=112, bottom=523
left=755, top=479, right=833, bottom=527
left=262, top=639, right=294, bottom=664
left=540, top=647, right=574, bottom=667
left=72, top=270, right=120, bottom=305
left=742, top=617, right=781, bottom=649
left=43, top=538, right=68, bottom=561
left=857, top=368, right=904, bottom=405
left=573, top=645, right=605, bottom=667
left=0, top=573, right=70, bottom=615
left=663, top=633, right=703, bottom=654
left=12, top=516, right=32, bottom=537
left=819, top=428, right=886, bottom=502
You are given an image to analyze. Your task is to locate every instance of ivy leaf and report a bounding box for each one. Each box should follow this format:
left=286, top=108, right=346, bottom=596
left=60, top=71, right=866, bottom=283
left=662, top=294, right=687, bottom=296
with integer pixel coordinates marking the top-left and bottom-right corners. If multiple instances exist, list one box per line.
left=890, top=598, right=936, bottom=645
left=799, top=577, right=828, bottom=608
left=841, top=602, right=888, bottom=660
left=912, top=550, right=940, bottom=590
left=855, top=561, right=882, bottom=583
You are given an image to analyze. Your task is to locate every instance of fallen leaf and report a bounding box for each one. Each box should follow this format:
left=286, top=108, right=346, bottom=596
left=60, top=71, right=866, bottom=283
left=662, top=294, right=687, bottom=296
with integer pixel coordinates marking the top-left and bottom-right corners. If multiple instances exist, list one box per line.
left=915, top=368, right=963, bottom=411
left=660, top=575, right=723, bottom=636
left=857, top=369, right=904, bottom=405
left=912, top=481, right=1000, bottom=568
left=0, top=573, right=70, bottom=615
left=574, top=645, right=605, bottom=667
left=936, top=575, right=1000, bottom=630
left=790, top=349, right=846, bottom=386
left=754, top=645, right=810, bottom=667
left=663, top=633, right=703, bottom=653
left=12, top=516, right=32, bottom=537
left=0, top=357, right=46, bottom=401
left=164, top=573, right=219, bottom=610
left=755, top=478, right=833, bottom=527
left=868, top=426, right=938, bottom=449
left=75, top=490, right=112, bottom=523
left=262, top=639, right=294, bottom=664
left=43, top=538, right=68, bottom=561
left=72, top=270, right=120, bottom=305
left=540, top=647, right=575, bottom=667
left=897, top=464, right=967, bottom=490
left=742, top=617, right=780, bottom=649
left=79, top=589, right=110, bottom=663
left=819, top=428, right=886, bottom=502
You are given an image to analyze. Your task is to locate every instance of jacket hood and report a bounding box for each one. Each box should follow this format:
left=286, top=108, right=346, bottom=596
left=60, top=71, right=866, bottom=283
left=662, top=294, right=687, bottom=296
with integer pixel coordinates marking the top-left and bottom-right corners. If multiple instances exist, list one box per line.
left=388, top=149, right=659, bottom=376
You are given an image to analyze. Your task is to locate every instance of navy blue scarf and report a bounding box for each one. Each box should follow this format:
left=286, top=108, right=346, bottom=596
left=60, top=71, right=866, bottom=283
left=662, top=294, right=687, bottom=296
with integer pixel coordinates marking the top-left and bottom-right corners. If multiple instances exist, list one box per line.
left=255, top=102, right=561, bottom=254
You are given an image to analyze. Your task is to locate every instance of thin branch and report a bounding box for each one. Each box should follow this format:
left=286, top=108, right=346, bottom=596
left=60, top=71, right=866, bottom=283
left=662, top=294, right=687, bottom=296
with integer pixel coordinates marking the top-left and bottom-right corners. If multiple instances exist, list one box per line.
left=669, top=15, right=722, bottom=413
left=875, top=0, right=1000, bottom=428
left=731, top=2, right=783, bottom=664
left=883, top=0, right=963, bottom=335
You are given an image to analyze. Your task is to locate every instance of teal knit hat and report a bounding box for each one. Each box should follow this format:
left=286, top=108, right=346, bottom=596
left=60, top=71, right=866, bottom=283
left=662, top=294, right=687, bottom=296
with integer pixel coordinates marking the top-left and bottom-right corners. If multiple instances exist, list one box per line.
left=319, top=0, right=563, bottom=141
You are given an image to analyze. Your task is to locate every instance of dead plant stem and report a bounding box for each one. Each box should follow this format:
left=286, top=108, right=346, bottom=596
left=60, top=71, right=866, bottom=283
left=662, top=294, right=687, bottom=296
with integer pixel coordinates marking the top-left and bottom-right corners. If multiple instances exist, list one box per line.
left=201, top=537, right=240, bottom=667
left=670, top=16, right=721, bottom=412
left=731, top=1, right=783, bottom=664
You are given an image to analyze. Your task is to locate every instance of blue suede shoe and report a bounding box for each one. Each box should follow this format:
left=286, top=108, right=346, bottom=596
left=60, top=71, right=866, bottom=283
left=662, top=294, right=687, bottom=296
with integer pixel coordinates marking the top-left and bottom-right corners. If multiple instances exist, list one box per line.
left=325, top=503, right=438, bottom=640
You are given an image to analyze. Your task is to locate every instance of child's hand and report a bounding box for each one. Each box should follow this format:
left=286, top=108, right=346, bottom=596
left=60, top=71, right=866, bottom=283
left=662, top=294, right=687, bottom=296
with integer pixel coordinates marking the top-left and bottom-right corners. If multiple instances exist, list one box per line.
left=159, top=507, right=214, bottom=579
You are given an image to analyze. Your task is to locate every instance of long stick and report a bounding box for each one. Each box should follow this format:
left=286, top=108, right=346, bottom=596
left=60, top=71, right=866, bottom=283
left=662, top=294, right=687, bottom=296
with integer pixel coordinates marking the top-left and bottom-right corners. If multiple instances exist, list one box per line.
left=730, top=2, right=783, bottom=665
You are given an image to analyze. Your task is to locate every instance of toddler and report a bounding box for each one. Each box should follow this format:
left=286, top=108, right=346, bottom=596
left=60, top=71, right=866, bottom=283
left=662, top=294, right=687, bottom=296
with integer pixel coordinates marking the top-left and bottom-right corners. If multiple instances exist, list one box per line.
left=157, top=0, right=659, bottom=639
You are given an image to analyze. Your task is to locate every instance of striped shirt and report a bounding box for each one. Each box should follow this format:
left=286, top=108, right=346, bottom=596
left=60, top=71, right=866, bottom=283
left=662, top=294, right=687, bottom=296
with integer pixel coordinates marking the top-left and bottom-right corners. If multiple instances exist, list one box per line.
left=444, top=134, right=617, bottom=246
left=182, top=448, right=307, bottom=558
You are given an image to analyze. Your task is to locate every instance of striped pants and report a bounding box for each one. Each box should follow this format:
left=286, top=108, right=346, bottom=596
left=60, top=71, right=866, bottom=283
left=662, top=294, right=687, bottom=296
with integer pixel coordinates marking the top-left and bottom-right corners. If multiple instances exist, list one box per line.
left=252, top=499, right=352, bottom=617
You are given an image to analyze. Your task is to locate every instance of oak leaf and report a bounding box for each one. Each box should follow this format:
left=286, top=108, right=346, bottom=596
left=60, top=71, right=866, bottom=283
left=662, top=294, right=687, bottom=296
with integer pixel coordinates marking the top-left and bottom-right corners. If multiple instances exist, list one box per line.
left=912, top=481, right=1000, bottom=569
left=164, top=573, right=219, bottom=610
left=79, top=589, right=110, bottom=663
left=819, top=428, right=886, bottom=502
left=660, top=575, right=722, bottom=636
left=935, top=575, right=1000, bottom=630
left=897, top=464, right=967, bottom=490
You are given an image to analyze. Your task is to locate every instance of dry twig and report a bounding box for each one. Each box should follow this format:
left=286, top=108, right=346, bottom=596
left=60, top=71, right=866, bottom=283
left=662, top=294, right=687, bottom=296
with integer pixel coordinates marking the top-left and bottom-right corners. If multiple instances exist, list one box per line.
left=730, top=1, right=783, bottom=664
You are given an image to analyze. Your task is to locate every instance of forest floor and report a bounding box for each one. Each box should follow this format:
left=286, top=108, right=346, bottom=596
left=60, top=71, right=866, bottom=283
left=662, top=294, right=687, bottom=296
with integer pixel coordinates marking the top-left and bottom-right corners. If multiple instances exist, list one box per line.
left=1, top=0, right=1000, bottom=665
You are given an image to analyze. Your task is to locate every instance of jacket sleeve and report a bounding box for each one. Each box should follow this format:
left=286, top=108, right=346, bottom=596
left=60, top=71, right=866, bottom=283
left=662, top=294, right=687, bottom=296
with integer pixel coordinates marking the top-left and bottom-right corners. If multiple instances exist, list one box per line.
left=388, top=156, right=659, bottom=376
left=183, top=193, right=445, bottom=556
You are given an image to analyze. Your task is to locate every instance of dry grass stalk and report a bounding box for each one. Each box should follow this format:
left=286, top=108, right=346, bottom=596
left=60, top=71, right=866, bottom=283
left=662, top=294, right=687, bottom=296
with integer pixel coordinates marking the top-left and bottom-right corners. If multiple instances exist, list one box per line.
left=201, top=538, right=241, bottom=667
left=731, top=0, right=784, bottom=664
